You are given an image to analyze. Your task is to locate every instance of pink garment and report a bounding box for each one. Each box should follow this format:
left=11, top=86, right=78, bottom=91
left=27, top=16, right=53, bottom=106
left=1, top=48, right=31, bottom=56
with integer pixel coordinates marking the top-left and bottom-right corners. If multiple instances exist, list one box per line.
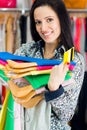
left=0, top=59, right=7, bottom=66
left=37, top=65, right=53, bottom=70
left=69, top=64, right=74, bottom=71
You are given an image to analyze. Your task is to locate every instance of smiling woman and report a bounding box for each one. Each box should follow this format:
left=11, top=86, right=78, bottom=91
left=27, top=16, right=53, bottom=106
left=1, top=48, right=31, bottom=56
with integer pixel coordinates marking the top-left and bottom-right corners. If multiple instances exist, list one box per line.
left=34, top=6, right=61, bottom=45
left=1, top=0, right=85, bottom=130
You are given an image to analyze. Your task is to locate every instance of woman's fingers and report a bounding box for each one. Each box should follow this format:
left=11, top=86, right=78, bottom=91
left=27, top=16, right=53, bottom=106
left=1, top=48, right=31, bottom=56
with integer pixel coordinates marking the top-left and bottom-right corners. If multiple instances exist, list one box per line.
left=48, top=62, right=69, bottom=91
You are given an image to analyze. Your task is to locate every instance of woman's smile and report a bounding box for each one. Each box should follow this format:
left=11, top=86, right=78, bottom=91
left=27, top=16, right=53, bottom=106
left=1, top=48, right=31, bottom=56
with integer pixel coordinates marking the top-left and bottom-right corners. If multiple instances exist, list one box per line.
left=34, top=5, right=61, bottom=44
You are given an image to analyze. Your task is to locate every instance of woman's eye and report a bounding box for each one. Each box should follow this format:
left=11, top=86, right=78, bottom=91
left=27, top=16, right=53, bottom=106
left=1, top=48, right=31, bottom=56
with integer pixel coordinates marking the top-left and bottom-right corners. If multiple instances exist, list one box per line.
left=47, top=18, right=53, bottom=23
left=35, top=21, right=41, bottom=25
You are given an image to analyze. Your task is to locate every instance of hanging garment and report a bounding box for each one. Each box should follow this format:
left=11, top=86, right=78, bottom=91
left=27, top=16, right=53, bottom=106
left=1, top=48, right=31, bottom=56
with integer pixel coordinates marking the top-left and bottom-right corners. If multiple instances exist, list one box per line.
left=74, top=18, right=82, bottom=52
left=0, top=0, right=16, bottom=8
left=26, top=16, right=32, bottom=42
left=14, top=18, right=21, bottom=51
left=19, top=15, right=27, bottom=44
left=63, top=0, right=87, bottom=9
left=0, top=15, right=6, bottom=52
left=6, top=15, right=16, bottom=53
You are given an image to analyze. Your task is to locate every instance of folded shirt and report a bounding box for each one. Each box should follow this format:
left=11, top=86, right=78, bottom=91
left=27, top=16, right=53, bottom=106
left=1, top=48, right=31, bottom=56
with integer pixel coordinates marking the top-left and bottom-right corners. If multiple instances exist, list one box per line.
left=0, top=52, right=62, bottom=66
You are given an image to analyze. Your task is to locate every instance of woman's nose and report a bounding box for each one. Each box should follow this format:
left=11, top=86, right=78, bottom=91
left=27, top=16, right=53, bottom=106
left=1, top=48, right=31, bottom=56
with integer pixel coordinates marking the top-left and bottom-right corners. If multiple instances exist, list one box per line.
left=41, top=22, right=48, bottom=32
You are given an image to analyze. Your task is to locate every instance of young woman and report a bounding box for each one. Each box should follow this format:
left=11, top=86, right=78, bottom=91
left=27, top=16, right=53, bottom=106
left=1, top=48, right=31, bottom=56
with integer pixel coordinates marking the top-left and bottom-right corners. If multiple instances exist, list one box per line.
left=14, top=0, right=85, bottom=129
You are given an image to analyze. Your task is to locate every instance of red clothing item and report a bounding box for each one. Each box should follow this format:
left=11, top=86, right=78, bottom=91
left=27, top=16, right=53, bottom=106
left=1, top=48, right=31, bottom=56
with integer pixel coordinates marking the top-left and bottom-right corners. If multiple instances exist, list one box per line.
left=74, top=18, right=82, bottom=52
left=1, top=85, right=6, bottom=104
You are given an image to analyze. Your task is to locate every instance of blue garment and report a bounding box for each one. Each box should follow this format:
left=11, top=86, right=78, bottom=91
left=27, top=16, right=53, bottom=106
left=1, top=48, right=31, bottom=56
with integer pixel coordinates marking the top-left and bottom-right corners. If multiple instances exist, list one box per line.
left=0, top=52, right=76, bottom=66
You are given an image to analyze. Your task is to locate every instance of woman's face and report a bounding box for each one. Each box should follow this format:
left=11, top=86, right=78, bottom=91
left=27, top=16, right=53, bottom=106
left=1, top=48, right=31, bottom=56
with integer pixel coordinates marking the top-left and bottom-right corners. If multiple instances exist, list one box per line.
left=34, top=5, right=61, bottom=45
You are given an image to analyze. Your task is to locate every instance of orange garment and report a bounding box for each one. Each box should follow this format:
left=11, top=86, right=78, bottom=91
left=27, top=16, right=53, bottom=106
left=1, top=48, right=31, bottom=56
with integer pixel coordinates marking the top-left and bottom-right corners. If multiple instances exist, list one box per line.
left=8, top=80, right=34, bottom=98
left=7, top=59, right=37, bottom=68
left=63, top=0, right=87, bottom=9
left=8, top=80, right=43, bottom=108
left=15, top=94, right=43, bottom=108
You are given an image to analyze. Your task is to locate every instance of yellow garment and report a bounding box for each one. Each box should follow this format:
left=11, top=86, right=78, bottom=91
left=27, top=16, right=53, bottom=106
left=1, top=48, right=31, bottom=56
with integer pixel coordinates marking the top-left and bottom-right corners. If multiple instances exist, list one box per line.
left=5, top=69, right=51, bottom=79
left=0, top=64, right=5, bottom=69
left=63, top=0, right=87, bottom=9
left=0, top=89, right=10, bottom=130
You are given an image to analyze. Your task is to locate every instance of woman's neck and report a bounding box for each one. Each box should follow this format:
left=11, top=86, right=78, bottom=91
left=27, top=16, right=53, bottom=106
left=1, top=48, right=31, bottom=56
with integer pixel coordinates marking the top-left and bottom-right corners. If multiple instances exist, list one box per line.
left=43, top=51, right=54, bottom=59
left=43, top=44, right=56, bottom=59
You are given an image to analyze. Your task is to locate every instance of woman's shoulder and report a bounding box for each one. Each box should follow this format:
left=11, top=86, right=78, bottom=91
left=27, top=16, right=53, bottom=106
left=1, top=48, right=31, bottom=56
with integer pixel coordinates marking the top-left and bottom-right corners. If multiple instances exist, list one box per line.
left=14, top=41, right=40, bottom=57
left=74, top=52, right=85, bottom=66
left=74, top=51, right=85, bottom=79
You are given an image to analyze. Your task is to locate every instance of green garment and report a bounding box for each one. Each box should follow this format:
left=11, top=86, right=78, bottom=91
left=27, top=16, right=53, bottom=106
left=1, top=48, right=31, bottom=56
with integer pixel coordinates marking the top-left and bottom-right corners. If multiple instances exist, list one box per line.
left=24, top=70, right=72, bottom=90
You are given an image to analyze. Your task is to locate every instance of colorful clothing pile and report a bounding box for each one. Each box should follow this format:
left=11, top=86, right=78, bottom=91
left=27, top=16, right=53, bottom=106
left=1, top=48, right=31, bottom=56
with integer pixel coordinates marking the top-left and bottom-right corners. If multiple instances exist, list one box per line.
left=0, top=41, right=84, bottom=130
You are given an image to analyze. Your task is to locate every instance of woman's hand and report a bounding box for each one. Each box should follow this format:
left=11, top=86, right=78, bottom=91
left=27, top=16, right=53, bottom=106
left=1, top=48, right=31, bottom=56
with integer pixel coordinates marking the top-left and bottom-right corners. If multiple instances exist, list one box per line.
left=48, top=62, right=68, bottom=91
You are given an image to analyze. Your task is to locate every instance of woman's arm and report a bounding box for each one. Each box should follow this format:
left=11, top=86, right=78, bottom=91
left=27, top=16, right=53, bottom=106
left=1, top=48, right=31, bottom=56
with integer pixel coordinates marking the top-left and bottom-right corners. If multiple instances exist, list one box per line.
left=47, top=52, right=85, bottom=121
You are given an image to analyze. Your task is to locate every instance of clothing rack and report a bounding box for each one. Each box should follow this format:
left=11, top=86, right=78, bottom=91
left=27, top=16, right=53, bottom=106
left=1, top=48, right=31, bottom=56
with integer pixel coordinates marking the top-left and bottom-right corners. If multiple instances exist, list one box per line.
left=68, top=9, right=87, bottom=13
left=67, top=9, right=87, bottom=17
left=0, top=8, right=30, bottom=15
left=68, top=9, right=87, bottom=71
left=0, top=8, right=87, bottom=14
